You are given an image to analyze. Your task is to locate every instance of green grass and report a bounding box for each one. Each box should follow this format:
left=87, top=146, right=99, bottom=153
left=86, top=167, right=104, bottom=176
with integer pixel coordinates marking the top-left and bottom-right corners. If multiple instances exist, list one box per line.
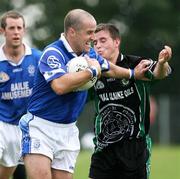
left=150, top=145, right=180, bottom=179
left=74, top=145, right=180, bottom=179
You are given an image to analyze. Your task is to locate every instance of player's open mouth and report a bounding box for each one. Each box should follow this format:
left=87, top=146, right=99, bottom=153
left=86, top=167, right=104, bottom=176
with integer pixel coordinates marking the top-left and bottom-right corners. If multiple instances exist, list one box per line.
left=13, top=38, right=20, bottom=41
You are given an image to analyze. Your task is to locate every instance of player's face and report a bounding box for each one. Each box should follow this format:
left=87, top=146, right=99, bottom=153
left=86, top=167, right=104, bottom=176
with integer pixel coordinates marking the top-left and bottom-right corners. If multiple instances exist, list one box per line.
left=73, top=18, right=96, bottom=55
left=94, top=30, right=120, bottom=63
left=1, top=17, right=25, bottom=48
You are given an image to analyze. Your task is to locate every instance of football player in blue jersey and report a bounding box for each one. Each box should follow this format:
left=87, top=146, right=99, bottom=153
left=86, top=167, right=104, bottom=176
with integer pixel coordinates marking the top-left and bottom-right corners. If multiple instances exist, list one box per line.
left=19, top=9, right=151, bottom=179
left=0, top=11, right=42, bottom=179
left=89, top=23, right=172, bottom=179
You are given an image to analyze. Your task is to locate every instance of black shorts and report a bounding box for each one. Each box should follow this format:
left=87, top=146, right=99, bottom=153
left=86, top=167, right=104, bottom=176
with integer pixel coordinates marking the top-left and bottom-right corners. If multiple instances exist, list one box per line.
left=89, top=137, right=149, bottom=179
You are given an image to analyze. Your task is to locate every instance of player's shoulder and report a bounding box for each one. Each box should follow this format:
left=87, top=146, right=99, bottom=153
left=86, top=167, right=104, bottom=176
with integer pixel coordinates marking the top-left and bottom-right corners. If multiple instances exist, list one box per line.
left=42, top=40, right=65, bottom=56
left=124, top=54, right=143, bottom=62
left=44, top=40, right=62, bottom=50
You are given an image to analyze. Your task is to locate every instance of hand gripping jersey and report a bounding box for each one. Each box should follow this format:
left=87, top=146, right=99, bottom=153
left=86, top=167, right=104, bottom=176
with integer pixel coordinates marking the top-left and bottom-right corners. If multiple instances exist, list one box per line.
left=28, top=38, right=110, bottom=124
left=93, top=54, right=171, bottom=151
left=0, top=45, right=42, bottom=125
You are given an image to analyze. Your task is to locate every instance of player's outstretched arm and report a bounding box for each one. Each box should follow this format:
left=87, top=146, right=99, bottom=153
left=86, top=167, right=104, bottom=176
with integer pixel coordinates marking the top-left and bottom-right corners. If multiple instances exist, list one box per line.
left=103, top=60, right=150, bottom=80
left=153, top=45, right=172, bottom=79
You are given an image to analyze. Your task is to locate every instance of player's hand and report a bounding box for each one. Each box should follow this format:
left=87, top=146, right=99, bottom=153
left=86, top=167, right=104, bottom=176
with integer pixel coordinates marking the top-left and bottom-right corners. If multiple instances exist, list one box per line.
left=158, top=45, right=172, bottom=64
left=85, top=55, right=101, bottom=78
left=134, top=59, right=151, bottom=80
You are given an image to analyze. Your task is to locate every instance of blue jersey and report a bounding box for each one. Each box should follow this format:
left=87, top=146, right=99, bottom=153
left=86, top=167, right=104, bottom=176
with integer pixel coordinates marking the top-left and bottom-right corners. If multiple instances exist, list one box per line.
left=28, top=34, right=110, bottom=124
left=0, top=44, right=42, bottom=125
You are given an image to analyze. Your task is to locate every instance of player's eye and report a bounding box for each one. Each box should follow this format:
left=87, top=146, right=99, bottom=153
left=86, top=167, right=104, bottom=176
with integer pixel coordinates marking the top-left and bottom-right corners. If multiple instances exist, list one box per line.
left=100, top=39, right=106, bottom=43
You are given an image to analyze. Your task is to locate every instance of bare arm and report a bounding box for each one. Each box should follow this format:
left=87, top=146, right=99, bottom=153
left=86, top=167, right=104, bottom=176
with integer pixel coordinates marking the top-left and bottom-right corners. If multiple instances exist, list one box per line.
left=51, top=58, right=101, bottom=94
left=103, top=60, right=151, bottom=80
left=153, top=45, right=172, bottom=79
left=51, top=70, right=92, bottom=94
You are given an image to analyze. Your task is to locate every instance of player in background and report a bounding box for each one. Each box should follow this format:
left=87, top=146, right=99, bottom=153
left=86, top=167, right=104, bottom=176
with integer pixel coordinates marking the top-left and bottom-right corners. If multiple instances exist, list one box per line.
left=89, top=23, right=172, bottom=179
left=0, top=10, right=42, bottom=179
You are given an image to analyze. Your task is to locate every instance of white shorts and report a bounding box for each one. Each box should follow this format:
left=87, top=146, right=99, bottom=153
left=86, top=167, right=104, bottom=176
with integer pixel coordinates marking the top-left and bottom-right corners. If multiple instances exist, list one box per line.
left=0, top=121, right=21, bottom=167
left=20, top=114, right=80, bottom=173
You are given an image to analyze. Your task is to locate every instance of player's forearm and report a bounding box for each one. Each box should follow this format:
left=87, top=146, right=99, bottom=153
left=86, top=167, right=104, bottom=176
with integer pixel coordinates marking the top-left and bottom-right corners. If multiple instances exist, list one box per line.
left=153, top=45, right=172, bottom=79
left=103, top=62, right=130, bottom=79
left=153, top=61, right=170, bottom=79
left=51, top=70, right=92, bottom=94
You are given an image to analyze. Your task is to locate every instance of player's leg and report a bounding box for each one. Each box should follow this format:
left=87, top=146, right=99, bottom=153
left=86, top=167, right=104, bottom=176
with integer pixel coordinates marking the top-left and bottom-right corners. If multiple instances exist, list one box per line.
left=24, top=154, right=51, bottom=179
left=52, top=169, right=73, bottom=179
left=0, top=165, right=16, bottom=179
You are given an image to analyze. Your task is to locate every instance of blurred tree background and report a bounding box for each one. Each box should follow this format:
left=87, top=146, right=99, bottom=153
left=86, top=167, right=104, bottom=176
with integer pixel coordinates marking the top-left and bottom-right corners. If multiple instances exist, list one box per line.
left=0, top=0, right=180, bottom=144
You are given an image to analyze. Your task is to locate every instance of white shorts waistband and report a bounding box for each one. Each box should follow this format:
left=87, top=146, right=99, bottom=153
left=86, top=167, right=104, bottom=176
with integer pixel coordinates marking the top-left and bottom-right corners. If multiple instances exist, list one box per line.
left=33, top=115, right=76, bottom=128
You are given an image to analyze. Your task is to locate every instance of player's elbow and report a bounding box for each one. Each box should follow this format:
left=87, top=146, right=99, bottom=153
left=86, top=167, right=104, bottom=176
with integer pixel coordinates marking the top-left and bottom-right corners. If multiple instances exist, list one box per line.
left=51, top=85, right=65, bottom=95
left=51, top=81, right=69, bottom=95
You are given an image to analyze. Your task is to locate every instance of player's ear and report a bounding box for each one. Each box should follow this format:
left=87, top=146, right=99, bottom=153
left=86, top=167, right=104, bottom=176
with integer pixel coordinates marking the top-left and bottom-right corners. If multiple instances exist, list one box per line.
left=114, top=38, right=120, bottom=48
left=69, top=27, right=76, bottom=36
left=0, top=27, right=5, bottom=35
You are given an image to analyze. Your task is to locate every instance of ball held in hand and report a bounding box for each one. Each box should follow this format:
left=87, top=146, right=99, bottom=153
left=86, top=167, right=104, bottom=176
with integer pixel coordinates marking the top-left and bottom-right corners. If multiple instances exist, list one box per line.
left=66, top=56, right=97, bottom=91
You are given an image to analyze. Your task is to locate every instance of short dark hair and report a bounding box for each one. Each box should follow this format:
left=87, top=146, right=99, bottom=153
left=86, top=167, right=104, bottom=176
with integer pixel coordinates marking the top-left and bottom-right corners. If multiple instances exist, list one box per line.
left=0, top=10, right=25, bottom=29
left=95, top=23, right=120, bottom=40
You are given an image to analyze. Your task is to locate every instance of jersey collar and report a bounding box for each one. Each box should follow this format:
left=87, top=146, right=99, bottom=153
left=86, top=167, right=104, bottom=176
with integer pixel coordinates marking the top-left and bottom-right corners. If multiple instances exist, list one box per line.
left=0, top=43, right=32, bottom=62
left=60, top=33, right=79, bottom=57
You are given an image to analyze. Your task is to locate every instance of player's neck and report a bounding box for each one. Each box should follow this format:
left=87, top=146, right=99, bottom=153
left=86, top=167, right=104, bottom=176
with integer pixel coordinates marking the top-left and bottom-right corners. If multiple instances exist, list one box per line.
left=3, top=44, right=25, bottom=64
left=110, top=50, right=120, bottom=64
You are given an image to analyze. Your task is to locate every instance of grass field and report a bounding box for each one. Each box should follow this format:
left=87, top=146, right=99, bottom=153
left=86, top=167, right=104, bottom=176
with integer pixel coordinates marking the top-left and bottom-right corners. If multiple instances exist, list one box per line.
left=74, top=145, right=180, bottom=179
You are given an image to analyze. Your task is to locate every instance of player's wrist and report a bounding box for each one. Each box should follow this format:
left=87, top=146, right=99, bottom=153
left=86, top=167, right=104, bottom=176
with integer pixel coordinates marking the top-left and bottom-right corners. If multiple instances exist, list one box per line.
left=129, top=68, right=135, bottom=79
left=87, top=66, right=99, bottom=78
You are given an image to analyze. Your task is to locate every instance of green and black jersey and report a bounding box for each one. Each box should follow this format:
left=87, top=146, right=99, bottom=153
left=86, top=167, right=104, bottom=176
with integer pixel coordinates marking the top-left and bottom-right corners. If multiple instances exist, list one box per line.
left=93, top=54, right=156, bottom=151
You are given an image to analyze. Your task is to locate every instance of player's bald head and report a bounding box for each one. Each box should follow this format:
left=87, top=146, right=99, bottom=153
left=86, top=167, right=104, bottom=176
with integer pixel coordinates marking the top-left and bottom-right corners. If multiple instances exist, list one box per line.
left=64, top=9, right=96, bottom=33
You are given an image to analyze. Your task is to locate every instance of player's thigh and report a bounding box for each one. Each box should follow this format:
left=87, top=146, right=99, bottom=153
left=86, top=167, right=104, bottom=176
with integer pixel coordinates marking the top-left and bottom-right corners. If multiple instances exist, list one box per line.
left=24, top=154, right=51, bottom=179
left=52, top=168, right=73, bottom=179
left=0, top=165, right=16, bottom=179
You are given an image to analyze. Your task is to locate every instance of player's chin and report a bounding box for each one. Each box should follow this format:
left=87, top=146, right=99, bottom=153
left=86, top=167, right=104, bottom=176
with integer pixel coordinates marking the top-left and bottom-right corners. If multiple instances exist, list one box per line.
left=84, top=44, right=91, bottom=51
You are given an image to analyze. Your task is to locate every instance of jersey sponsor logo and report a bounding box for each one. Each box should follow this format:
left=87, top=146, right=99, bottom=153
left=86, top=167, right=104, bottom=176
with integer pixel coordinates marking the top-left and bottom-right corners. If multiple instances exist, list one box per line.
left=97, top=104, right=135, bottom=149
left=47, top=55, right=61, bottom=69
left=1, top=81, right=32, bottom=100
left=98, top=87, right=134, bottom=102
left=0, top=71, right=10, bottom=83
left=28, top=65, right=36, bottom=76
